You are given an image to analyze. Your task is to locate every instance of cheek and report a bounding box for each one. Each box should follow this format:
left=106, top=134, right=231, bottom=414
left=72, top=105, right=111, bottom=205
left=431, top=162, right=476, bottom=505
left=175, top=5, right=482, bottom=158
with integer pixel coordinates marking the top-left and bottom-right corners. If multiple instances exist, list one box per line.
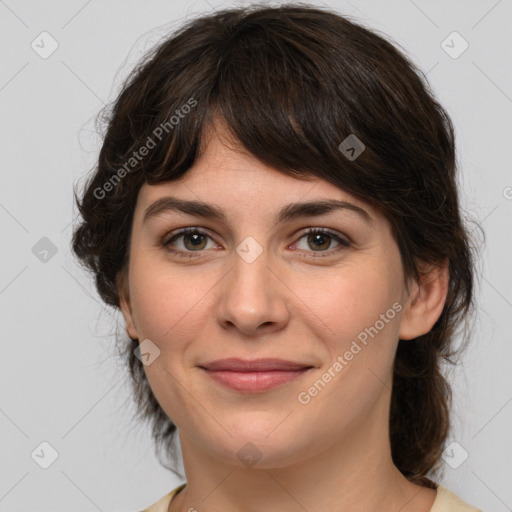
left=295, top=261, right=402, bottom=344
left=128, top=253, right=220, bottom=348
left=293, top=267, right=402, bottom=435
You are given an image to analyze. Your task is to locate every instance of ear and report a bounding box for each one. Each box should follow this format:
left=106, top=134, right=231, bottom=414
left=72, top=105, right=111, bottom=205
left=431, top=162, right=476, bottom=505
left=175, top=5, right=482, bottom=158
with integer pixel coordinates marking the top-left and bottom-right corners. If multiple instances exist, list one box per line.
left=116, top=268, right=139, bottom=340
left=398, top=259, right=449, bottom=340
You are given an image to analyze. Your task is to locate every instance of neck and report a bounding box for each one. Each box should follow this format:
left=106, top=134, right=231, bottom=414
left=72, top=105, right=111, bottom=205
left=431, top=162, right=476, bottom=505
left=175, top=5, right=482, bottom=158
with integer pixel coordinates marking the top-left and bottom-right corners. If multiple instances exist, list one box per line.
left=170, top=385, right=437, bottom=512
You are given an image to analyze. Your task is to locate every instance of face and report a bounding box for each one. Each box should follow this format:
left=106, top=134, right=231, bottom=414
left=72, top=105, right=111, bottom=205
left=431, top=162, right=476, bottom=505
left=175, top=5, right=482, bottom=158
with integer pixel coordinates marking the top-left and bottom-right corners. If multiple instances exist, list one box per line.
left=119, top=124, right=427, bottom=469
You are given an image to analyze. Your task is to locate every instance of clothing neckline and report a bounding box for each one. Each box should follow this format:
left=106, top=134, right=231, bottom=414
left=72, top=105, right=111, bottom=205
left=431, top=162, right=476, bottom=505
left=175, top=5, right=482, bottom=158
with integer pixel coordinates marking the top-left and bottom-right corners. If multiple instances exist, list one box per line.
left=152, top=482, right=480, bottom=512
left=166, top=482, right=436, bottom=509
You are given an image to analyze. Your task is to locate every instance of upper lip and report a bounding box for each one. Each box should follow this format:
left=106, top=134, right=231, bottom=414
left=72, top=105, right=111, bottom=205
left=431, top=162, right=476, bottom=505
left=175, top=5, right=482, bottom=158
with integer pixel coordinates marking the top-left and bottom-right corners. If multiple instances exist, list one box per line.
left=199, top=358, right=313, bottom=372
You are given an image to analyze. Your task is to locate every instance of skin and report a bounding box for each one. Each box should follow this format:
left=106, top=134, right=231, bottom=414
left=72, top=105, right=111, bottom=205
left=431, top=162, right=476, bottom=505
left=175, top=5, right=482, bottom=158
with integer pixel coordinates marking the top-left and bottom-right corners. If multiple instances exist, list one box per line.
left=119, top=121, right=449, bottom=512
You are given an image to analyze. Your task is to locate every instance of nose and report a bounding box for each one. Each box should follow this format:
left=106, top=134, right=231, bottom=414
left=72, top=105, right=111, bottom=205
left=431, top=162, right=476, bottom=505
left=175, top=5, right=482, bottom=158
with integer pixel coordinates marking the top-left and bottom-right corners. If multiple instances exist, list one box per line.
left=216, top=245, right=290, bottom=337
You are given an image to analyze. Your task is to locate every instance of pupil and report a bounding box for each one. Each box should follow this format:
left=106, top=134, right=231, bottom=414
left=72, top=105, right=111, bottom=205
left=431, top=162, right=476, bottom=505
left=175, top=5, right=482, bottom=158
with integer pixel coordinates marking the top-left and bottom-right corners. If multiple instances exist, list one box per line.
left=187, top=233, right=204, bottom=248
left=310, top=233, right=329, bottom=250
left=191, top=234, right=201, bottom=245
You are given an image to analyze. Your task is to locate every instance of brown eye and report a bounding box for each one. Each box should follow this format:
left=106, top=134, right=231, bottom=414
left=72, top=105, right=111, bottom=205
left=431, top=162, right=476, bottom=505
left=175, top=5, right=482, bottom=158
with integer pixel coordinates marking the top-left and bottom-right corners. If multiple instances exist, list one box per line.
left=163, top=228, right=215, bottom=257
left=294, top=228, right=350, bottom=257
left=181, top=231, right=208, bottom=251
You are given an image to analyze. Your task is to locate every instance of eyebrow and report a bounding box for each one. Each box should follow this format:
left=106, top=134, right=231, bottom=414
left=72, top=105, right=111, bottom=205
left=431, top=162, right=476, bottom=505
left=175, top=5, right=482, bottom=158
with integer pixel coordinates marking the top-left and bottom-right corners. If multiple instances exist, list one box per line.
left=143, top=196, right=373, bottom=226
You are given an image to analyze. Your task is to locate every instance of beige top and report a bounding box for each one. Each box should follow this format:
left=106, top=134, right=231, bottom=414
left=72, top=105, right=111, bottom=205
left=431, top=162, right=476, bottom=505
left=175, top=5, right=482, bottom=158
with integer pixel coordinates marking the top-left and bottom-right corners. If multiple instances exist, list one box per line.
left=140, top=483, right=483, bottom=512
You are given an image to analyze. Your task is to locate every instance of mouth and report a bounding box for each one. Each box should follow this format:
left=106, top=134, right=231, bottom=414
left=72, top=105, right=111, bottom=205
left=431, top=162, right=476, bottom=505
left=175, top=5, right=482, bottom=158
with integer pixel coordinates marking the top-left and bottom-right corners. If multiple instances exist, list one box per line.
left=198, top=358, right=314, bottom=393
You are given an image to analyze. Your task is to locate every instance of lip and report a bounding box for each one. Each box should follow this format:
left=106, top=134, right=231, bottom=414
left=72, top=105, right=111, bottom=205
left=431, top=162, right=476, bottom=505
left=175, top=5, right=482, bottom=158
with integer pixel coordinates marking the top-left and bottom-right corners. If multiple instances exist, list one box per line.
left=198, top=358, right=314, bottom=393
left=200, top=358, right=313, bottom=372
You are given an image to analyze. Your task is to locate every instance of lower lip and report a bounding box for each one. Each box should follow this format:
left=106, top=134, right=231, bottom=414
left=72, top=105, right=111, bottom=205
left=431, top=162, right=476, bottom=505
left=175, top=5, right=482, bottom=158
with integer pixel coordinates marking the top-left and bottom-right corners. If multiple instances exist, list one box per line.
left=201, top=368, right=312, bottom=393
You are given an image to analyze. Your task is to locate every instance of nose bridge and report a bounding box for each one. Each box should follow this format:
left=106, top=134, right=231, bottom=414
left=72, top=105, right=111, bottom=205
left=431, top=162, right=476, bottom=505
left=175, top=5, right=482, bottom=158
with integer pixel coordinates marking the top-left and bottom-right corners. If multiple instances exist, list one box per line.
left=217, top=235, right=288, bottom=334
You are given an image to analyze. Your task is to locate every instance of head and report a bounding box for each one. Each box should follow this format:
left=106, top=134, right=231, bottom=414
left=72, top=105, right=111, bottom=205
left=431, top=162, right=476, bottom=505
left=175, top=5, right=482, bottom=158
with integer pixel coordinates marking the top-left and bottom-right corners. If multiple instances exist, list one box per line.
left=72, top=3, right=478, bottom=488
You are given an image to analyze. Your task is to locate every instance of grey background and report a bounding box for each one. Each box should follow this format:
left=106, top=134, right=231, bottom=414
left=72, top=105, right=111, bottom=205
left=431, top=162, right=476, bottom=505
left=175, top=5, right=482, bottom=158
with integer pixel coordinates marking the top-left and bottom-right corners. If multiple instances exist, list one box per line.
left=0, top=0, right=511, bottom=510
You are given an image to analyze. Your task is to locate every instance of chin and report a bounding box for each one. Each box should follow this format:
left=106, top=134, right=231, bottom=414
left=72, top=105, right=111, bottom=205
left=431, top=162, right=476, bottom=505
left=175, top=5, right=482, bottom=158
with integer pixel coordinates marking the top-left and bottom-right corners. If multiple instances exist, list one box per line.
left=204, top=427, right=311, bottom=470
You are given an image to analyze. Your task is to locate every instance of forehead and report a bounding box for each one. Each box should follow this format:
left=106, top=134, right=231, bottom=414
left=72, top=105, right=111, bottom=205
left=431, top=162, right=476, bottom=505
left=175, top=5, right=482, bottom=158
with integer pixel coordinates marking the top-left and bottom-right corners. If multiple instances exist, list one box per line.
left=136, top=124, right=379, bottom=222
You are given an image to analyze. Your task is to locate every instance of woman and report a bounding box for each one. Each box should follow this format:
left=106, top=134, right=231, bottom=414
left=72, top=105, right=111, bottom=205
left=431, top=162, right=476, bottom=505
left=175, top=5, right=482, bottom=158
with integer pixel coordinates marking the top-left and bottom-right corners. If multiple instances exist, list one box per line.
left=72, top=4, right=483, bottom=511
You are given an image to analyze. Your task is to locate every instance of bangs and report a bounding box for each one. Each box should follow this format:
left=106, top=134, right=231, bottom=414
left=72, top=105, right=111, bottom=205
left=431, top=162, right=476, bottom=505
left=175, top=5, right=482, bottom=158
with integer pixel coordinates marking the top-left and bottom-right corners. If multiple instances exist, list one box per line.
left=120, top=8, right=411, bottom=201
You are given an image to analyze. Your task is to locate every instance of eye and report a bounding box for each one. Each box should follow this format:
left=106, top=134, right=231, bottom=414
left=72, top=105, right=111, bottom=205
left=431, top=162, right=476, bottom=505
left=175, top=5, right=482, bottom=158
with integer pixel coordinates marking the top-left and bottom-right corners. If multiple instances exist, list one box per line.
left=292, top=228, right=350, bottom=257
left=162, top=227, right=217, bottom=258
left=162, top=227, right=351, bottom=259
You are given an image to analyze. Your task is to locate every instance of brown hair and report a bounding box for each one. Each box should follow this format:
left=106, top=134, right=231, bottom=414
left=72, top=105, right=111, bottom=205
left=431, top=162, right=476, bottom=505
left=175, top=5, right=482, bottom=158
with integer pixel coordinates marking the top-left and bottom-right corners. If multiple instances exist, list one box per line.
left=71, top=3, right=480, bottom=488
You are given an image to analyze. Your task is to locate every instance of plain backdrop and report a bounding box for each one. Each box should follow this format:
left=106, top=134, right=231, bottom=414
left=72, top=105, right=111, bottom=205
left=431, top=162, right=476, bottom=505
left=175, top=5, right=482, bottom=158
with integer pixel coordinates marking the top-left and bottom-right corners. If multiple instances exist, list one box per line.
left=0, top=0, right=511, bottom=511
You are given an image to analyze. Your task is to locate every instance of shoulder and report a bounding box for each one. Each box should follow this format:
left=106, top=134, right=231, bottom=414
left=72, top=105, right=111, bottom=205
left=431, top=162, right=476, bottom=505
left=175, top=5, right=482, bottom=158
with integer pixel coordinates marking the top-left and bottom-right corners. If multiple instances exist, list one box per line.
left=139, top=483, right=186, bottom=512
left=431, top=485, right=483, bottom=512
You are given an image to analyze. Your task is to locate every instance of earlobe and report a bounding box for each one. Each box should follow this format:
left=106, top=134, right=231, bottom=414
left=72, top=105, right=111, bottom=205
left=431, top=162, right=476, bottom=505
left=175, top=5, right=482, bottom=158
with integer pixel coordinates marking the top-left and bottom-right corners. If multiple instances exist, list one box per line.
left=398, top=259, right=449, bottom=341
left=116, top=269, right=139, bottom=340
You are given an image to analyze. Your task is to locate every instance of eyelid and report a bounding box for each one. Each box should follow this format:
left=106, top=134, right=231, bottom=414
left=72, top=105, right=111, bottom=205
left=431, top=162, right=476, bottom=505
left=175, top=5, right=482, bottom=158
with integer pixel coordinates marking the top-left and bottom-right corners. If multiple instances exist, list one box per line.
left=297, top=227, right=351, bottom=246
left=162, top=226, right=214, bottom=246
left=290, top=227, right=350, bottom=257
left=162, top=226, right=351, bottom=258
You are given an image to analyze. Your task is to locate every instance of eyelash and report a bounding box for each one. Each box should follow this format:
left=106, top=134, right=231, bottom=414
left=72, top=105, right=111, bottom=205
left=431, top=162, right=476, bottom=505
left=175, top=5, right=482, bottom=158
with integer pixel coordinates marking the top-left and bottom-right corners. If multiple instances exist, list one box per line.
left=162, top=227, right=351, bottom=259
